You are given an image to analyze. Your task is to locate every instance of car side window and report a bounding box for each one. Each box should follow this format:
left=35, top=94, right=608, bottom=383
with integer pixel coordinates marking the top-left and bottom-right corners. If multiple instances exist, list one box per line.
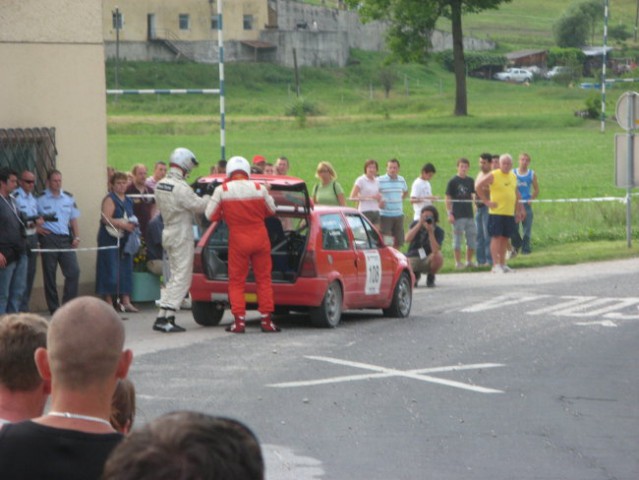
left=346, top=214, right=371, bottom=250
left=362, top=218, right=382, bottom=249
left=320, top=213, right=350, bottom=251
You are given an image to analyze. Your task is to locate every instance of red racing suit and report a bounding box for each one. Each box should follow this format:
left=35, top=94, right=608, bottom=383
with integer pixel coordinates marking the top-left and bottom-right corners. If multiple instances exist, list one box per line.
left=205, top=177, right=277, bottom=317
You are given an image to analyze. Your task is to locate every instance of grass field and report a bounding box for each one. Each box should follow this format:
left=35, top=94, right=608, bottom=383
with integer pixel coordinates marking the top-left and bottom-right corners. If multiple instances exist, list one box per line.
left=105, top=28, right=639, bottom=271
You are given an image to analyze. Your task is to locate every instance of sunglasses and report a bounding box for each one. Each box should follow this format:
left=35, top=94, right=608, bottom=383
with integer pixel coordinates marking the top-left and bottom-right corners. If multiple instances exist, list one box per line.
left=21, top=179, right=35, bottom=184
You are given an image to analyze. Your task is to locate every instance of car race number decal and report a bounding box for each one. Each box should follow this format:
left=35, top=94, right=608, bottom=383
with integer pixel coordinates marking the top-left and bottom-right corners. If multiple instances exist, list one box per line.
left=364, top=251, right=381, bottom=295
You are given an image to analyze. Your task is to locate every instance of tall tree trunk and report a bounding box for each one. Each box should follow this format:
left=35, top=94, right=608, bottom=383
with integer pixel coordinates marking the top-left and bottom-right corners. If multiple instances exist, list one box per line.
left=451, top=0, right=467, bottom=116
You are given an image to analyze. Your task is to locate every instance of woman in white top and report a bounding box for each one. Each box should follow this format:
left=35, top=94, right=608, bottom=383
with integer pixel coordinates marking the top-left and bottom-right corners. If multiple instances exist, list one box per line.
left=349, top=159, right=383, bottom=227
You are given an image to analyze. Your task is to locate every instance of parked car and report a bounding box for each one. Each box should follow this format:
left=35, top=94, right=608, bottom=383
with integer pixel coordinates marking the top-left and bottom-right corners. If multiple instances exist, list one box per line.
left=190, top=175, right=414, bottom=328
left=493, top=68, right=534, bottom=83
left=545, top=66, right=571, bottom=79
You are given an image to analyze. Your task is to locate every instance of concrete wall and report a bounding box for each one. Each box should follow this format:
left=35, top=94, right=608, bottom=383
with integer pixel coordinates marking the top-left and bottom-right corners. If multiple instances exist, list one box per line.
left=102, top=0, right=495, bottom=67
left=0, top=0, right=108, bottom=310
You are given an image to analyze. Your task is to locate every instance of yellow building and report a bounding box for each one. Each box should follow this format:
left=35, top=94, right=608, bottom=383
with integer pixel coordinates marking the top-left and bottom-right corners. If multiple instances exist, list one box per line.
left=0, top=0, right=108, bottom=310
left=102, top=0, right=273, bottom=63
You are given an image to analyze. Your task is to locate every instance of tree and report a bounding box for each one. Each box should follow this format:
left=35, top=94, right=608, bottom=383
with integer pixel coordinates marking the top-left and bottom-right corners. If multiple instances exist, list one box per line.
left=554, top=10, right=590, bottom=48
left=345, top=0, right=512, bottom=116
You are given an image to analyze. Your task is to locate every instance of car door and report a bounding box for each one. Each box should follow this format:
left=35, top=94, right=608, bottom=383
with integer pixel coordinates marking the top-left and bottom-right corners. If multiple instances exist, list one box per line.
left=345, top=213, right=394, bottom=306
left=318, top=213, right=359, bottom=302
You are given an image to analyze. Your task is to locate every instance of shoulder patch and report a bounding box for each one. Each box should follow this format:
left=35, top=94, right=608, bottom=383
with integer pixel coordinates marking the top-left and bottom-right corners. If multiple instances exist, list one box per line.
left=156, top=183, right=175, bottom=192
left=64, top=190, right=74, bottom=197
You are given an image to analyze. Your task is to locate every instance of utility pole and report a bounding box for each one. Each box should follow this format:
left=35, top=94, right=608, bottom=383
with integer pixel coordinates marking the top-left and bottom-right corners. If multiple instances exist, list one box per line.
left=113, top=7, right=121, bottom=91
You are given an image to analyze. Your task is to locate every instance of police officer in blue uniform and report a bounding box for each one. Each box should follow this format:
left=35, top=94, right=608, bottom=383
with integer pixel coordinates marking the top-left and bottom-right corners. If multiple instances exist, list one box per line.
left=37, top=170, right=81, bottom=314
left=13, top=170, right=42, bottom=312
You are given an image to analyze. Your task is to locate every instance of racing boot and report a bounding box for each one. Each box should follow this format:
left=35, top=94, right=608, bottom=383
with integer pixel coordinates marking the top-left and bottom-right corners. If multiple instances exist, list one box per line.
left=153, top=315, right=186, bottom=333
left=260, top=313, right=281, bottom=333
left=226, top=316, right=246, bottom=334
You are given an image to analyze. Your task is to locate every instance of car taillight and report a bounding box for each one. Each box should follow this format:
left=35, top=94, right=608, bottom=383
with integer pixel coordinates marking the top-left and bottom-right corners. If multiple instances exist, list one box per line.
left=192, top=246, right=203, bottom=274
left=299, top=250, right=317, bottom=277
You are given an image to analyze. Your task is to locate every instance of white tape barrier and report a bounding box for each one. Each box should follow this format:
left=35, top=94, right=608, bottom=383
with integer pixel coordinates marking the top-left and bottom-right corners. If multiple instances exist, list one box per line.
left=31, top=214, right=121, bottom=253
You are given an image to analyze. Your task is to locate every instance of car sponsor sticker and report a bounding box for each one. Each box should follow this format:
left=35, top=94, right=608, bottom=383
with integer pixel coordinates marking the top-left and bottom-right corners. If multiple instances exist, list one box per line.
left=364, top=251, right=381, bottom=295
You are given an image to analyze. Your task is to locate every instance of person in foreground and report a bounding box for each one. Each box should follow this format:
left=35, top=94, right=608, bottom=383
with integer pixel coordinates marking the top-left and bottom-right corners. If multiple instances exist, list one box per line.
left=0, top=313, right=49, bottom=425
left=205, top=156, right=279, bottom=333
left=0, top=296, right=133, bottom=480
left=405, top=205, right=444, bottom=288
left=102, top=411, right=265, bottom=480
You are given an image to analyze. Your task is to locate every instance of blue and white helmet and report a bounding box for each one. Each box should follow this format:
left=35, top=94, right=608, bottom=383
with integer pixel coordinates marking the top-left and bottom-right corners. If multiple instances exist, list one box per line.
left=169, top=147, right=198, bottom=173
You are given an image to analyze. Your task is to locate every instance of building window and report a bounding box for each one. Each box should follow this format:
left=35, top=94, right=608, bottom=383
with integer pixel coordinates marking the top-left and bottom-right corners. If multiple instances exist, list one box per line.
left=0, top=128, right=57, bottom=192
left=211, top=16, right=219, bottom=30
left=179, top=14, right=190, bottom=31
left=243, top=15, right=253, bottom=30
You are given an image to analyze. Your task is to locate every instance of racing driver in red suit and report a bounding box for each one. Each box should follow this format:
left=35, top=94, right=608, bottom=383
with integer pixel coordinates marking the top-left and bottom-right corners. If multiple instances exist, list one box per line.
left=205, top=156, right=280, bottom=333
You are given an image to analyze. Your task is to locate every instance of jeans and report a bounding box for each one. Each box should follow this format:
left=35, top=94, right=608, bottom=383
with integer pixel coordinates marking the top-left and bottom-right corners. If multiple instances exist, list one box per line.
left=0, top=253, right=28, bottom=314
left=475, top=206, right=492, bottom=265
left=512, top=203, right=533, bottom=253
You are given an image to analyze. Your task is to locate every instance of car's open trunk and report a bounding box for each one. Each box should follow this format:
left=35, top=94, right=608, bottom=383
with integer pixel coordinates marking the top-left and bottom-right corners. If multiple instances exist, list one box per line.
left=193, top=174, right=311, bottom=284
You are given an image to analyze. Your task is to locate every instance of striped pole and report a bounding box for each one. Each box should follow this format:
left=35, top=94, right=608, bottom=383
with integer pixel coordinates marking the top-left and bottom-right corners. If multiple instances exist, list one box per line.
left=601, top=0, right=609, bottom=133
left=218, top=0, right=226, bottom=161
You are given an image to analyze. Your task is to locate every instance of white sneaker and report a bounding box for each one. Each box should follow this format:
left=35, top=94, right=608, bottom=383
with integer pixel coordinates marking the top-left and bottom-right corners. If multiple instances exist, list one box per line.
left=491, top=265, right=504, bottom=274
left=455, top=262, right=465, bottom=269
left=466, top=261, right=478, bottom=268
left=502, top=265, right=515, bottom=273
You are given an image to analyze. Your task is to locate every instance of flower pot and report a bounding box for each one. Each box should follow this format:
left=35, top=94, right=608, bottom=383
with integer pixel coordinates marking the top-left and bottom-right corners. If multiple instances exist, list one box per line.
left=131, top=271, right=161, bottom=302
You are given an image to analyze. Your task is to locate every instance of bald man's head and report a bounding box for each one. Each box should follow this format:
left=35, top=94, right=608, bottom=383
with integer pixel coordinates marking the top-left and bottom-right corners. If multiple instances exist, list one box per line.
left=48, top=297, right=126, bottom=390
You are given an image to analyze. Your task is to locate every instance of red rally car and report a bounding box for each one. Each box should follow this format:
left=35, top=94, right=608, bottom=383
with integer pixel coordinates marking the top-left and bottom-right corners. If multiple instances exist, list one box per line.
left=190, top=174, right=414, bottom=328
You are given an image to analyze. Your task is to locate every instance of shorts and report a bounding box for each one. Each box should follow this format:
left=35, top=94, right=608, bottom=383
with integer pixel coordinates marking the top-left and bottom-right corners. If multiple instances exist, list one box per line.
left=452, top=216, right=477, bottom=250
left=487, top=214, right=516, bottom=238
left=362, top=211, right=380, bottom=225
left=409, top=255, right=435, bottom=275
left=380, top=215, right=405, bottom=248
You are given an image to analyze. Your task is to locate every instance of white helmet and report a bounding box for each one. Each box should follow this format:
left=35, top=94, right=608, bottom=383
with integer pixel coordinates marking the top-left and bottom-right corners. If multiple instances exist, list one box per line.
left=226, top=156, right=251, bottom=178
left=169, top=147, right=198, bottom=173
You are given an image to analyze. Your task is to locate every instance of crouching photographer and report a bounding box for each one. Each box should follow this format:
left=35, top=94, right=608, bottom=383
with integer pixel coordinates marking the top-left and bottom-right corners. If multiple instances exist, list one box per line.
left=405, top=205, right=444, bottom=288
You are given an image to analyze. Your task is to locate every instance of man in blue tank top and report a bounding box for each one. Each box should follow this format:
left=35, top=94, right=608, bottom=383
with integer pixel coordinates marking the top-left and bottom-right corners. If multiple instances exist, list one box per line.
left=511, top=153, right=539, bottom=255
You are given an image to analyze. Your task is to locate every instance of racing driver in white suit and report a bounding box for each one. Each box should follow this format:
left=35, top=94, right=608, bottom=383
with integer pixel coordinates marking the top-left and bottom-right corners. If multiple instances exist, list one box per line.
left=153, top=147, right=210, bottom=333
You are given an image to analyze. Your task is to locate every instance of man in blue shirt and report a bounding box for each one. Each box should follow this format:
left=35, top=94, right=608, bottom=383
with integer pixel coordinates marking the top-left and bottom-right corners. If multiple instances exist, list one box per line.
left=511, top=152, right=539, bottom=255
left=37, top=170, right=81, bottom=315
left=13, top=170, right=42, bottom=312
left=378, top=158, right=408, bottom=249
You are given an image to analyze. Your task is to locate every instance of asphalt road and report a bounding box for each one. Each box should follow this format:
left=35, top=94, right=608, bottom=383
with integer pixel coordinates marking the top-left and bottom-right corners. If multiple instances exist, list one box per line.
left=122, top=258, right=639, bottom=480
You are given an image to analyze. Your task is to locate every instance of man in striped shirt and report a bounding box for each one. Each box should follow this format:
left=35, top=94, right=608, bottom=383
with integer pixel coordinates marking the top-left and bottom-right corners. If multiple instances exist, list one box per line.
left=378, top=158, right=408, bottom=249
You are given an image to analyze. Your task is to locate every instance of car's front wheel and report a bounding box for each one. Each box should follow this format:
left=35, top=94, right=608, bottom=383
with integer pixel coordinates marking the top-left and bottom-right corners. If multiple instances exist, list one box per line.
left=383, top=272, right=412, bottom=318
left=310, top=281, right=343, bottom=328
left=192, top=301, right=225, bottom=326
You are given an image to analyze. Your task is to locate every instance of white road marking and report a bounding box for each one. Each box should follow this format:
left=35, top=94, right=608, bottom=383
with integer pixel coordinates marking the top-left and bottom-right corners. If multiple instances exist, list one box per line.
left=574, top=320, right=618, bottom=327
left=268, top=356, right=504, bottom=394
left=462, top=294, right=550, bottom=313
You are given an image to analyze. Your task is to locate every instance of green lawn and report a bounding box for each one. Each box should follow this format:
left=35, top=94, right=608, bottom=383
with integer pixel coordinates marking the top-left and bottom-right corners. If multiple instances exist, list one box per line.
left=105, top=55, right=639, bottom=272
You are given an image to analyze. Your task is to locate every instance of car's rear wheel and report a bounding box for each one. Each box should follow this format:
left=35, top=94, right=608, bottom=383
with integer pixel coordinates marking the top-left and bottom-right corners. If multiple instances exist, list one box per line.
left=192, top=301, right=225, bottom=326
left=310, top=281, right=342, bottom=328
left=383, top=272, right=412, bottom=318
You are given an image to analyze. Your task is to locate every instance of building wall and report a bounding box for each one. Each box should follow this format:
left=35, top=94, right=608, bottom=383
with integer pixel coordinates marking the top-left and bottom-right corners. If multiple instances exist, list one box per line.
left=0, top=0, right=107, bottom=309
left=103, top=0, right=268, bottom=44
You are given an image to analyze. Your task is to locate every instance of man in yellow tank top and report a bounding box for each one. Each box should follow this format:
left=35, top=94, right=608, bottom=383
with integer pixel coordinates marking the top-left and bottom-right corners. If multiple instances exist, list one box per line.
left=475, top=154, right=525, bottom=273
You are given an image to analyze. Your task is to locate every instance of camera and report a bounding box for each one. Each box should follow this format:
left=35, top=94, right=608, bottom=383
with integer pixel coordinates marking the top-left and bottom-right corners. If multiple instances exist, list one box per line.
left=425, top=217, right=433, bottom=224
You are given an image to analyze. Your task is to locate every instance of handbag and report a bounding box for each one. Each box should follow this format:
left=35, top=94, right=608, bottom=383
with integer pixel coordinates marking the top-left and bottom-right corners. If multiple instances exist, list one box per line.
left=123, top=227, right=141, bottom=256
left=106, top=211, right=128, bottom=238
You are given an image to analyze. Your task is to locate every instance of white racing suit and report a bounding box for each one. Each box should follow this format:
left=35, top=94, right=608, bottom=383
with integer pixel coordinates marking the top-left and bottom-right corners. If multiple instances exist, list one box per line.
left=155, top=168, right=209, bottom=311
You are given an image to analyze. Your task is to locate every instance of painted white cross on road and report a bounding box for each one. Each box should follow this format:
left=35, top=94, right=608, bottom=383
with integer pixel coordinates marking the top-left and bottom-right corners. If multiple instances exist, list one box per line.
left=268, top=356, right=504, bottom=394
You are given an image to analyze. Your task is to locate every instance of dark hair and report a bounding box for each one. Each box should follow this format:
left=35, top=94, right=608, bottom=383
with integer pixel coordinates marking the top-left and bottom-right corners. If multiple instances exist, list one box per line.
left=102, top=411, right=265, bottom=480
left=456, top=158, right=470, bottom=166
left=217, top=159, right=227, bottom=168
left=421, top=205, right=439, bottom=223
left=421, top=163, right=436, bottom=174
left=363, top=158, right=379, bottom=172
left=480, top=153, right=492, bottom=161
left=47, top=169, right=62, bottom=180
left=387, top=158, right=400, bottom=168
left=0, top=168, right=18, bottom=184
